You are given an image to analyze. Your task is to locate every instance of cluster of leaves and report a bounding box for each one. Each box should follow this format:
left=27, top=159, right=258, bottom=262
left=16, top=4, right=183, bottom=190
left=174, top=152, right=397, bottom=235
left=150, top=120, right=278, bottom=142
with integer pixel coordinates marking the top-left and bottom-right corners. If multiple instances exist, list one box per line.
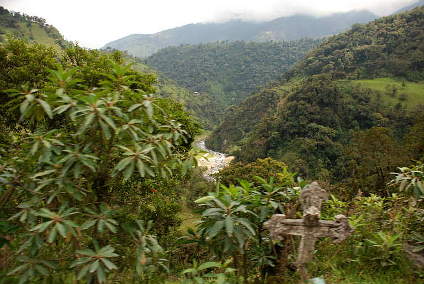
left=391, top=162, right=424, bottom=199
left=314, top=190, right=422, bottom=278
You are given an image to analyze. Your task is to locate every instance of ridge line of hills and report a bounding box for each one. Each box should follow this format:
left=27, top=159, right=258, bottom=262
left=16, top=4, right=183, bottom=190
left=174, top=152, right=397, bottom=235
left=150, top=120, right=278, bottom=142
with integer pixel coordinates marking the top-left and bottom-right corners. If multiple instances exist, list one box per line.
left=104, top=10, right=377, bottom=58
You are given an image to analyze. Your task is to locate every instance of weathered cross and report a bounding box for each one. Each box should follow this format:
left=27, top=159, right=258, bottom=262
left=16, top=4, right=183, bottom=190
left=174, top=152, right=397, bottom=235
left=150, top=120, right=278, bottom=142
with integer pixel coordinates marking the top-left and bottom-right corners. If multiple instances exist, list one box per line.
left=264, top=182, right=353, bottom=281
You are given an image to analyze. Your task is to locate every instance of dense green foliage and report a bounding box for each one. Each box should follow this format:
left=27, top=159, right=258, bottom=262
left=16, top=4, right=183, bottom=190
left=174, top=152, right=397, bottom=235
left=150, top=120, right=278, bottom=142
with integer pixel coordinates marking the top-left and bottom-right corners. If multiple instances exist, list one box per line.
left=146, top=40, right=319, bottom=108
left=104, top=10, right=376, bottom=58
left=287, top=6, right=424, bottom=81
left=130, top=59, right=221, bottom=129
left=0, top=6, right=66, bottom=49
left=0, top=39, right=204, bottom=283
left=203, top=10, right=424, bottom=281
left=214, top=158, right=292, bottom=186
left=1, top=6, right=424, bottom=284
left=208, top=8, right=424, bottom=184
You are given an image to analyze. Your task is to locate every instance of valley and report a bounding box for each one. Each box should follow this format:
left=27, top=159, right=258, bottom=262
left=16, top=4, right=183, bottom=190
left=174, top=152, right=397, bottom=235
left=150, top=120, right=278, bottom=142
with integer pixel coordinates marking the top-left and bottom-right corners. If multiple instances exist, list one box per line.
left=1, top=2, right=424, bottom=284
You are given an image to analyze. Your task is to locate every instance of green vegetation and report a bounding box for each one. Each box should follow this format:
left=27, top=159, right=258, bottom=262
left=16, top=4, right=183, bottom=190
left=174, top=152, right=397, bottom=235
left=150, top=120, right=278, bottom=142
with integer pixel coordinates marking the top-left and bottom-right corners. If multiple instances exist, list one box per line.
left=146, top=40, right=319, bottom=109
left=130, top=59, right=221, bottom=129
left=203, top=9, right=424, bottom=282
left=209, top=7, right=424, bottom=180
left=345, top=77, right=424, bottom=108
left=0, top=38, right=201, bottom=283
left=0, top=6, right=67, bottom=49
left=287, top=7, right=424, bottom=81
left=1, top=5, right=424, bottom=284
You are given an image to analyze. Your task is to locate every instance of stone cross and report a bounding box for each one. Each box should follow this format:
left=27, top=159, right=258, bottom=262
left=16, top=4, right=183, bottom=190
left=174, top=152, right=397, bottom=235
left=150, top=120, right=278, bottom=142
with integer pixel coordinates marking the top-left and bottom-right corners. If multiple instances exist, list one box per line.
left=264, top=182, right=353, bottom=281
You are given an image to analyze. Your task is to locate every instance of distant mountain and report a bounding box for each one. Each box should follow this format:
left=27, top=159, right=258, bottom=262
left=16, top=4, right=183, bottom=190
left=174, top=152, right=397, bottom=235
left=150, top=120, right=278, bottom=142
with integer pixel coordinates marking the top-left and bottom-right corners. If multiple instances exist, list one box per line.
left=393, top=0, right=424, bottom=14
left=104, top=10, right=377, bottom=58
left=0, top=6, right=67, bottom=49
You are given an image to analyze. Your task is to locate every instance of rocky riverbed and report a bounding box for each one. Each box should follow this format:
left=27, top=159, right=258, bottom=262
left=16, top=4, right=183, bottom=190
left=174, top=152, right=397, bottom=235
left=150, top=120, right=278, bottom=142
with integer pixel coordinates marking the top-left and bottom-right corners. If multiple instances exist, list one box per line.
left=196, top=140, right=233, bottom=181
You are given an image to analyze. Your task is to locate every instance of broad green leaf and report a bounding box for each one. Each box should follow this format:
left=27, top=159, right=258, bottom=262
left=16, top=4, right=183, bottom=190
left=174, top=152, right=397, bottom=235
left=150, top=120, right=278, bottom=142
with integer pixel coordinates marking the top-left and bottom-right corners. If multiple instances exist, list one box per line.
left=81, top=220, right=96, bottom=230
left=96, top=265, right=106, bottom=283
left=128, top=103, right=142, bottom=112
left=30, top=221, right=53, bottom=233
left=122, top=161, right=135, bottom=181
left=47, top=227, right=58, bottom=243
left=89, top=260, right=100, bottom=273
left=195, top=196, right=214, bottom=204
left=136, top=159, right=145, bottom=177
left=101, top=258, right=117, bottom=270
left=56, top=223, right=67, bottom=237
left=208, top=221, right=224, bottom=239
left=37, top=99, right=53, bottom=119
left=77, top=113, right=95, bottom=135
left=224, top=217, right=234, bottom=236
left=77, top=264, right=90, bottom=280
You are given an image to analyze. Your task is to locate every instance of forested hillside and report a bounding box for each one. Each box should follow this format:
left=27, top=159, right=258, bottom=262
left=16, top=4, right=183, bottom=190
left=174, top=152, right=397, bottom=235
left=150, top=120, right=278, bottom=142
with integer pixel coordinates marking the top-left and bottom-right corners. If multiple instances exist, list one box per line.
left=208, top=7, right=424, bottom=181
left=287, top=6, right=424, bottom=81
left=130, top=59, right=221, bottom=128
left=145, top=39, right=320, bottom=108
left=0, top=6, right=66, bottom=49
left=104, top=10, right=376, bottom=57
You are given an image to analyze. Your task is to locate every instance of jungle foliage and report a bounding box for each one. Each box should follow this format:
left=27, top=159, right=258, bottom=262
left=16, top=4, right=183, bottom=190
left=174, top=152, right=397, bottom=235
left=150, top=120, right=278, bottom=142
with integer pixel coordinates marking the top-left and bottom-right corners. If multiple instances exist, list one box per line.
left=145, top=39, right=320, bottom=109
left=208, top=7, right=424, bottom=188
left=0, top=38, right=203, bottom=283
left=1, top=5, right=424, bottom=284
left=130, top=58, right=222, bottom=129
left=287, top=6, right=424, bottom=81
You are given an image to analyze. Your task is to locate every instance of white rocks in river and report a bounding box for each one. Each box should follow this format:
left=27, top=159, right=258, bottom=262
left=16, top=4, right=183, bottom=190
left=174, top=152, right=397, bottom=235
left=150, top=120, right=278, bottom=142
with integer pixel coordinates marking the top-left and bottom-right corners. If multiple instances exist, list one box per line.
left=196, top=140, right=233, bottom=181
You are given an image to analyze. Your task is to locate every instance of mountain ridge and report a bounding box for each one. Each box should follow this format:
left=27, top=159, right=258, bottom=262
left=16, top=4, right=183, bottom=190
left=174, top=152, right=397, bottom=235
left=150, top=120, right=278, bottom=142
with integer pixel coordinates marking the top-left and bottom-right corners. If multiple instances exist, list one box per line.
left=104, top=10, right=377, bottom=58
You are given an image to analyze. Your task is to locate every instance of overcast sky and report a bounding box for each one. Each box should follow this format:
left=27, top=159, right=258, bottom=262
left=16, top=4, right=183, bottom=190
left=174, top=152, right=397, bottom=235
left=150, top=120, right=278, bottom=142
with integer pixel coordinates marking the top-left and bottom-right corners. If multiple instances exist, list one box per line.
left=0, top=0, right=418, bottom=48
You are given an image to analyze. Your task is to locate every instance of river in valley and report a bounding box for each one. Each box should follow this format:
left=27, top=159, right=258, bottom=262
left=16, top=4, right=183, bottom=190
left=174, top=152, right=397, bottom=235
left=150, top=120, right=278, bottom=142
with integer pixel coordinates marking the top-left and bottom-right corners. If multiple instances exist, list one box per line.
left=195, top=140, right=233, bottom=181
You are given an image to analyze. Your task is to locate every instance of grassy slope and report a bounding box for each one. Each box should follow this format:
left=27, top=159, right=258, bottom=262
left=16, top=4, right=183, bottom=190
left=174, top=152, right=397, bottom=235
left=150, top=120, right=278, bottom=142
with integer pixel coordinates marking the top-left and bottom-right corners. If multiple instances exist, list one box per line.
left=1, top=22, right=63, bottom=50
left=345, top=78, right=424, bottom=108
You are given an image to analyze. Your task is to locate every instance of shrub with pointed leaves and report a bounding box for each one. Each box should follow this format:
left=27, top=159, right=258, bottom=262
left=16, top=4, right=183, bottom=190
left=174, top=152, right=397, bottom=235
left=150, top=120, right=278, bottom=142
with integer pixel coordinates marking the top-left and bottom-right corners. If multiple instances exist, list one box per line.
left=194, top=176, right=300, bottom=279
left=2, top=58, right=198, bottom=283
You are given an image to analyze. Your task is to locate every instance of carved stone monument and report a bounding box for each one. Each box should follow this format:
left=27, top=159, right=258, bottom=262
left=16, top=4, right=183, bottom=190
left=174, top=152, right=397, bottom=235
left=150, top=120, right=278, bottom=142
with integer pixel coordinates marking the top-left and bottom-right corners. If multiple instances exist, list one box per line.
left=264, top=182, right=353, bottom=281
